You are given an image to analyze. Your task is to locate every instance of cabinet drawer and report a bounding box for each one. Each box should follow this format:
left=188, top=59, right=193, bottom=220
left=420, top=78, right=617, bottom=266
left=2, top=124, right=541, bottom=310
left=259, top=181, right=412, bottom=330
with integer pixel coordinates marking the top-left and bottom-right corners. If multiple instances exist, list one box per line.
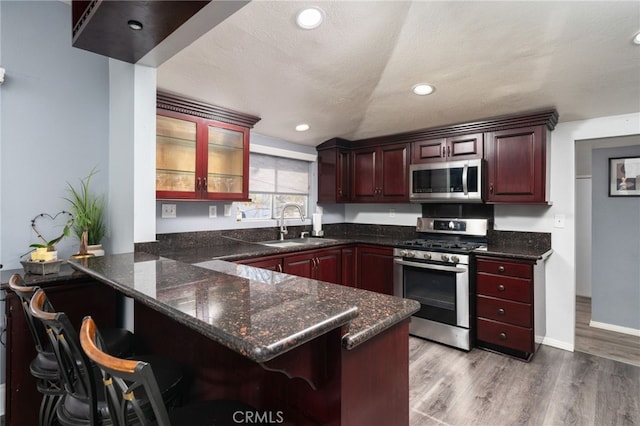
left=477, top=295, right=532, bottom=328
left=476, top=258, right=532, bottom=279
left=477, top=318, right=534, bottom=353
left=477, top=273, right=531, bottom=303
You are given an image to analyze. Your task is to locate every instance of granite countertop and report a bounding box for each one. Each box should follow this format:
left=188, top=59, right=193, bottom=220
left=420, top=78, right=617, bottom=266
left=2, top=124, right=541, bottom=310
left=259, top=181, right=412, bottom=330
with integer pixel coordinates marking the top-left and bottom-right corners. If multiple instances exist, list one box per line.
left=195, top=260, right=420, bottom=350
left=68, top=253, right=418, bottom=362
left=476, top=246, right=553, bottom=261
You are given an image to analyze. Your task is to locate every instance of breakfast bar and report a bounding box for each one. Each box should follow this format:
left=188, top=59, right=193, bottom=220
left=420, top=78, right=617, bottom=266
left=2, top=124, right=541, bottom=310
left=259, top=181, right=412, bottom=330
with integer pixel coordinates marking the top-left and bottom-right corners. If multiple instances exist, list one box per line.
left=68, top=252, right=419, bottom=425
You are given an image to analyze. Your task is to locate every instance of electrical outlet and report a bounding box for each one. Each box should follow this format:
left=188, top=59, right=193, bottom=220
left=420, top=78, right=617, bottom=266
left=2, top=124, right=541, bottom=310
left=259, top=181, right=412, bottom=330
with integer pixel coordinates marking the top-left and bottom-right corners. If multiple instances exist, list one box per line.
left=224, top=204, right=232, bottom=217
left=389, top=209, right=396, bottom=218
left=161, top=204, right=176, bottom=218
left=209, top=205, right=217, bottom=218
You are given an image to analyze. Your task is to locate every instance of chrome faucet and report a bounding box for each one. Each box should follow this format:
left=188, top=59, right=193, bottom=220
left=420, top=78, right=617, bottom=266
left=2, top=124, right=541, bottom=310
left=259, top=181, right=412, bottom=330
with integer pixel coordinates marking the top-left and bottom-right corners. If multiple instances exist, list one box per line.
left=278, top=203, right=305, bottom=240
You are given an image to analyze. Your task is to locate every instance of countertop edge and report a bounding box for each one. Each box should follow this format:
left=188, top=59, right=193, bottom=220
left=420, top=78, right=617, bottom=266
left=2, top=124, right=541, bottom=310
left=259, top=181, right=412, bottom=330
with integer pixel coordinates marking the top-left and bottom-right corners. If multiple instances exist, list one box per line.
left=475, top=247, right=553, bottom=261
left=342, top=300, right=420, bottom=350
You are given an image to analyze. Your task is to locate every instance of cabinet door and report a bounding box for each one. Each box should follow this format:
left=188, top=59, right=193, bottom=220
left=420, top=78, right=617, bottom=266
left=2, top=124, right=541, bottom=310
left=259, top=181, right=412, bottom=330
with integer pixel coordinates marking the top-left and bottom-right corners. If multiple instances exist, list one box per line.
left=356, top=245, right=394, bottom=295
left=315, top=249, right=342, bottom=285
left=204, top=121, right=249, bottom=200
left=317, top=148, right=350, bottom=203
left=379, top=143, right=409, bottom=202
left=447, top=133, right=483, bottom=160
left=351, top=148, right=378, bottom=202
left=412, top=138, right=446, bottom=163
left=485, top=126, right=548, bottom=204
left=283, top=252, right=316, bottom=279
left=156, top=112, right=199, bottom=198
left=341, top=247, right=356, bottom=287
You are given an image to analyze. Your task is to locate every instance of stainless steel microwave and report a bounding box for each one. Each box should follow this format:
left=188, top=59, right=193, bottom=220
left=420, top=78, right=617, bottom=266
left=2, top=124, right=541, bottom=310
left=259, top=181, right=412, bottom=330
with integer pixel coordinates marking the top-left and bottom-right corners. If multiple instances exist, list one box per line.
left=409, top=159, right=483, bottom=202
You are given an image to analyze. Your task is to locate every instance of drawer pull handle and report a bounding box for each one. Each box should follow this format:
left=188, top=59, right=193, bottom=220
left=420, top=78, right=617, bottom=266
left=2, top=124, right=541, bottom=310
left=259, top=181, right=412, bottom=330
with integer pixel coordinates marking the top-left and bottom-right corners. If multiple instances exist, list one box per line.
left=497, top=284, right=505, bottom=292
left=499, top=332, right=507, bottom=340
left=498, top=308, right=505, bottom=315
left=498, top=266, right=505, bottom=273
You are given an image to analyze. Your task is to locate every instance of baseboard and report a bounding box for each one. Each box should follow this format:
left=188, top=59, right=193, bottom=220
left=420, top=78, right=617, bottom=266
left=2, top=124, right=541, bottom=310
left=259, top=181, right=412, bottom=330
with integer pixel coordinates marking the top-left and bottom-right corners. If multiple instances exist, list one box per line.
left=0, top=383, right=5, bottom=416
left=541, top=336, right=574, bottom=352
left=589, top=320, right=640, bottom=337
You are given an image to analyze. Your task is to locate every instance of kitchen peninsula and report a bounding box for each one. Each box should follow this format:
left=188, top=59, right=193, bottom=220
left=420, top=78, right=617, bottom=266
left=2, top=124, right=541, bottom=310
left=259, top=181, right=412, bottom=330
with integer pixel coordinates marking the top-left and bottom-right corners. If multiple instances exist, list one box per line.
left=67, top=252, right=419, bottom=425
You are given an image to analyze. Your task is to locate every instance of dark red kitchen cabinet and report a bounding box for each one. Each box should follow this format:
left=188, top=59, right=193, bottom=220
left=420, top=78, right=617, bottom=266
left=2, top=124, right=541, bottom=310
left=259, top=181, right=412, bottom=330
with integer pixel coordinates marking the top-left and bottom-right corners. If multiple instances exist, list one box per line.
left=485, top=125, right=550, bottom=204
left=317, top=139, right=351, bottom=203
left=356, top=245, right=394, bottom=295
left=155, top=93, right=260, bottom=201
left=351, top=143, right=409, bottom=203
left=411, top=133, right=483, bottom=164
left=341, top=247, right=356, bottom=288
left=283, top=248, right=342, bottom=285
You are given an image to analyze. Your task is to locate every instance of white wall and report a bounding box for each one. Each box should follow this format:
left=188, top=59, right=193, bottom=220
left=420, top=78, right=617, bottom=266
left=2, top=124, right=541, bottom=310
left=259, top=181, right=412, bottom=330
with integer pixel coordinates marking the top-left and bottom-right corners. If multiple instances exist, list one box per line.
left=0, top=0, right=110, bottom=402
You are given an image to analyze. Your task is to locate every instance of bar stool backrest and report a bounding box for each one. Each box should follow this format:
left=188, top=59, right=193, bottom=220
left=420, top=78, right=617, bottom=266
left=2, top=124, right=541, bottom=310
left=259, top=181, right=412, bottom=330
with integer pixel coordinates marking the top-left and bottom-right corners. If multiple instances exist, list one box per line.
left=80, top=316, right=171, bottom=426
left=30, top=288, right=100, bottom=424
left=8, top=274, right=49, bottom=354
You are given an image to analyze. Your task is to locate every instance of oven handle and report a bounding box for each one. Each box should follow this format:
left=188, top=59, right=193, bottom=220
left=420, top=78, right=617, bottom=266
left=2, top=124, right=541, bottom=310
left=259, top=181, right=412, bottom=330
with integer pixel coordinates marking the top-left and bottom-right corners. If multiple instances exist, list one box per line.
left=462, top=163, right=469, bottom=195
left=394, top=258, right=467, bottom=274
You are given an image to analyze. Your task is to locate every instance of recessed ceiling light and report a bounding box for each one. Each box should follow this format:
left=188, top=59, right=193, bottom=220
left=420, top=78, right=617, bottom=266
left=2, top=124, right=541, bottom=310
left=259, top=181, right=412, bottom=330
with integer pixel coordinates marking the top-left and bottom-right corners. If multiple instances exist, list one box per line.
left=412, top=84, right=435, bottom=96
left=633, top=31, right=640, bottom=45
left=128, top=20, right=143, bottom=31
left=296, top=7, right=324, bottom=30
left=295, top=123, right=310, bottom=132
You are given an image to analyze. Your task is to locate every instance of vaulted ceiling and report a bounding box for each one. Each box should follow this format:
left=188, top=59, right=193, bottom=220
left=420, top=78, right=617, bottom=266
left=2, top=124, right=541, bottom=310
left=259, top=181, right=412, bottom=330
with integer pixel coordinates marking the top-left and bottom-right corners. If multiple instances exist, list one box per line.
left=156, top=1, right=640, bottom=146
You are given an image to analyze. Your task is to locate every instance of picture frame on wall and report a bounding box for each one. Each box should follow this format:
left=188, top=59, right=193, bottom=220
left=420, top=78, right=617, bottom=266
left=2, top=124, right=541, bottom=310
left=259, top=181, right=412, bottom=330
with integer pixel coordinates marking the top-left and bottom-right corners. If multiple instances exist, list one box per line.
left=609, top=156, right=640, bottom=197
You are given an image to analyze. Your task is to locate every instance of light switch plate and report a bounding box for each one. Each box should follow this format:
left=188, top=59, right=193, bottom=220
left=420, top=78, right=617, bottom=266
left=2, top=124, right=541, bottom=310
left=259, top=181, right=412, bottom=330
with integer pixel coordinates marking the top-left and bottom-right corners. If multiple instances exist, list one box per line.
left=209, top=205, right=217, bottom=218
left=161, top=204, right=176, bottom=218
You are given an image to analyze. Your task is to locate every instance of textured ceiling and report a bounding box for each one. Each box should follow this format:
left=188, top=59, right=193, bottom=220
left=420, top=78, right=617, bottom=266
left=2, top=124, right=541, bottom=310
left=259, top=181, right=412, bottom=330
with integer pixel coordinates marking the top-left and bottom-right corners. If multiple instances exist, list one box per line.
left=157, top=1, right=640, bottom=147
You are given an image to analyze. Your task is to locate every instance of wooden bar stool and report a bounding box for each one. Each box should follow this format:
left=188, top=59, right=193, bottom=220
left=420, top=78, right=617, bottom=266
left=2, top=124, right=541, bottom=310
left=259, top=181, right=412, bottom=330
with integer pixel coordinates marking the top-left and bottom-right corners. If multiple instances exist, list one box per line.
left=80, top=316, right=265, bottom=426
left=30, top=288, right=185, bottom=426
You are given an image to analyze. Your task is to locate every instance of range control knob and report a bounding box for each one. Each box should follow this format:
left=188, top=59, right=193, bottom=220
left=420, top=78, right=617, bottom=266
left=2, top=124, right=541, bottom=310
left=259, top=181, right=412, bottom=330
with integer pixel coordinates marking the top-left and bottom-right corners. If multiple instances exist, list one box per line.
left=451, top=255, right=460, bottom=264
left=422, top=252, right=432, bottom=260
left=441, top=254, right=450, bottom=262
left=400, top=250, right=415, bottom=258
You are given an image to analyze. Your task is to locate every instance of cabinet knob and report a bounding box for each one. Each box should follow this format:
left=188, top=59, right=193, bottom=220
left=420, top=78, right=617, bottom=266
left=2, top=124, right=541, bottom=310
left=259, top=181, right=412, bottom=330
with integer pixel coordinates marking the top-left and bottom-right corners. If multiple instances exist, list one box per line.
left=498, top=308, right=505, bottom=315
left=277, top=264, right=282, bottom=273
left=202, top=177, right=207, bottom=192
left=499, top=332, right=507, bottom=340
left=489, top=184, right=494, bottom=194
left=447, top=145, right=451, bottom=157
left=441, top=146, right=446, bottom=158
left=497, top=284, right=505, bottom=292
left=196, top=177, right=202, bottom=191
left=498, top=266, right=505, bottom=273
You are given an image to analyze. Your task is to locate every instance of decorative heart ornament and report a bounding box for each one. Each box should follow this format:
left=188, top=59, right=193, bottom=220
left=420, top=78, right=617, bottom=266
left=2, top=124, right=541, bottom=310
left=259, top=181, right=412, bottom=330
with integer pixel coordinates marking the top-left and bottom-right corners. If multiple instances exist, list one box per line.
left=30, top=211, right=74, bottom=249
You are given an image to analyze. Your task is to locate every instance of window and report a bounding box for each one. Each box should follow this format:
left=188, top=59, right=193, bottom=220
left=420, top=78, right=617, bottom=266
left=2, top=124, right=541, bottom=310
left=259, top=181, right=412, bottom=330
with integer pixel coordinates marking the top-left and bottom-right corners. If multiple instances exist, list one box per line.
left=234, top=153, right=310, bottom=220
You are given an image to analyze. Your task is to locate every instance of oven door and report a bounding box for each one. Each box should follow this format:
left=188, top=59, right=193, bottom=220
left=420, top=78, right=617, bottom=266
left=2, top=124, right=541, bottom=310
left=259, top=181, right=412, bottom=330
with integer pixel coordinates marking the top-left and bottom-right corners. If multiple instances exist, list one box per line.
left=393, top=258, right=469, bottom=328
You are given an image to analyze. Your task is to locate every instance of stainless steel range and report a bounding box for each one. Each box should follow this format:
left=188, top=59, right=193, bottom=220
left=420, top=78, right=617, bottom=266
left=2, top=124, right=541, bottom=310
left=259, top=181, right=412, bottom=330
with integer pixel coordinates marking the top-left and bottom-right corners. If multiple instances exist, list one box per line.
left=393, top=217, right=488, bottom=350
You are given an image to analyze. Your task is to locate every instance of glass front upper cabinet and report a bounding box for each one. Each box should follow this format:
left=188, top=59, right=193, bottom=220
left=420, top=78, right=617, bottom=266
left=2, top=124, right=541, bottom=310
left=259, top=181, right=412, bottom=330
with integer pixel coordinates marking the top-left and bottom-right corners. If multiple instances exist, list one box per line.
left=156, top=108, right=251, bottom=201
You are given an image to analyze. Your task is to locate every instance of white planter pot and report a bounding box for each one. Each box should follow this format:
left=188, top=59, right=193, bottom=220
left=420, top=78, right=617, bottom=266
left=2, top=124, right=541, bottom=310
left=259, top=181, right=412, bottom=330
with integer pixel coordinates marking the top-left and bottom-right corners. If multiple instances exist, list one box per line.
left=87, top=244, right=105, bottom=257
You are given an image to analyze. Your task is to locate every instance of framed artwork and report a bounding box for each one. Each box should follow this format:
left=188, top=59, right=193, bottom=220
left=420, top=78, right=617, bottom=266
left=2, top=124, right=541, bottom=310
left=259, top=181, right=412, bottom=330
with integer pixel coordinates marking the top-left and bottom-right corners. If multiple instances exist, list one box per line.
left=609, top=156, right=640, bottom=197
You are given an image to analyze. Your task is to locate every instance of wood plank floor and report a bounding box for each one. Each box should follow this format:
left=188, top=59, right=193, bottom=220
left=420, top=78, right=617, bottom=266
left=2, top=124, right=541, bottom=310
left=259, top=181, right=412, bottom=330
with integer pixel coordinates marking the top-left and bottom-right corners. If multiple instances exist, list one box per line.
left=575, top=296, right=640, bottom=367
left=409, top=337, right=640, bottom=426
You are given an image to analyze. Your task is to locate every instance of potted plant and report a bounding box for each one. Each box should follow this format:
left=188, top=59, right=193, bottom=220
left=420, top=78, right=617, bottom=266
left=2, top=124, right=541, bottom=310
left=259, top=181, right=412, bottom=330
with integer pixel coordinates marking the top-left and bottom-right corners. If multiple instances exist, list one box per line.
left=66, top=168, right=106, bottom=256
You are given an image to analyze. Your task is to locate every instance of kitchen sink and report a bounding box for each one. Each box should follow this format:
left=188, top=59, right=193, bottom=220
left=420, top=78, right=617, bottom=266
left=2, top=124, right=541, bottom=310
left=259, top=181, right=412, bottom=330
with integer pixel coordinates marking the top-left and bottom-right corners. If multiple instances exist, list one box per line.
left=258, top=237, right=337, bottom=248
